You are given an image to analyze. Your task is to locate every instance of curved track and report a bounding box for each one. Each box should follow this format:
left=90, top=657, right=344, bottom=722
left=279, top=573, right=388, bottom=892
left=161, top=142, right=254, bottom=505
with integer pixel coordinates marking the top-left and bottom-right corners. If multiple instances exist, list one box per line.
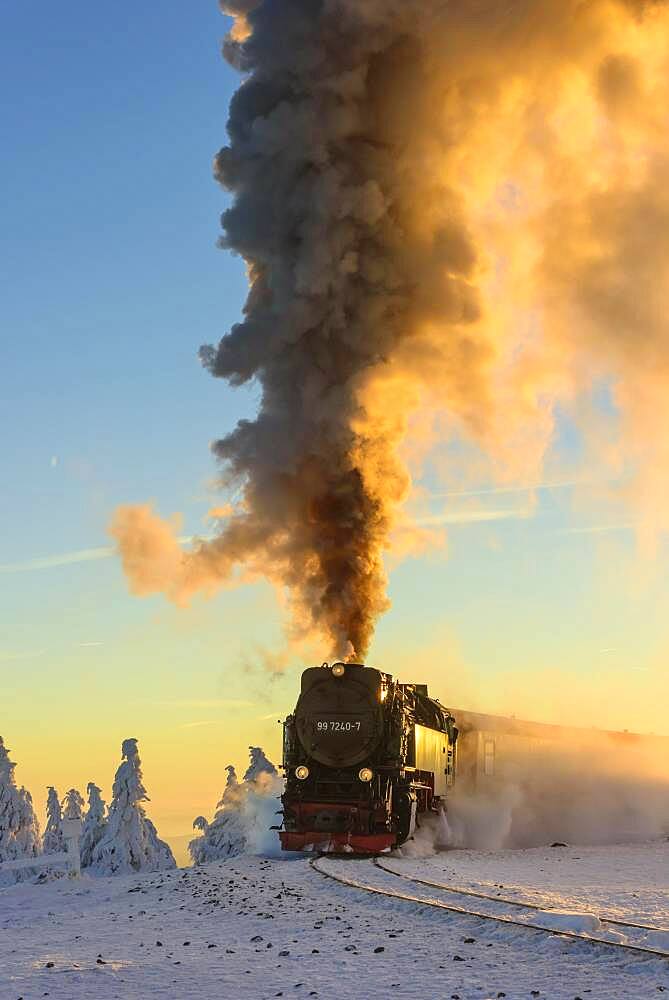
left=373, top=857, right=668, bottom=934
left=311, top=857, right=669, bottom=961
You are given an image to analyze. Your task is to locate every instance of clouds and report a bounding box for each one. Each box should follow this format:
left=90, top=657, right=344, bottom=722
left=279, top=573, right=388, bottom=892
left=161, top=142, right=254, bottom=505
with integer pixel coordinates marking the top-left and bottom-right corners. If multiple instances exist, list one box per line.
left=0, top=648, right=46, bottom=663
left=429, top=481, right=583, bottom=500
left=0, top=546, right=113, bottom=574
left=0, top=534, right=208, bottom=576
left=415, top=508, right=530, bottom=527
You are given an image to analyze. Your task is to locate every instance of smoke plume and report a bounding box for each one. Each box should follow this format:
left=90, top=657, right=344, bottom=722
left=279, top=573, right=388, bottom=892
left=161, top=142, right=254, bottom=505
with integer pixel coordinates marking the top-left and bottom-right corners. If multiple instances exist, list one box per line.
left=113, top=0, right=669, bottom=656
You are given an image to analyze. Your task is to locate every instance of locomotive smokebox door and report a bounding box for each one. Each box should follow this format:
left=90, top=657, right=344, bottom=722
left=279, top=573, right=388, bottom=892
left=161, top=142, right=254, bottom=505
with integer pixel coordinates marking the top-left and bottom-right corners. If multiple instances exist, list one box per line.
left=295, top=664, right=384, bottom=768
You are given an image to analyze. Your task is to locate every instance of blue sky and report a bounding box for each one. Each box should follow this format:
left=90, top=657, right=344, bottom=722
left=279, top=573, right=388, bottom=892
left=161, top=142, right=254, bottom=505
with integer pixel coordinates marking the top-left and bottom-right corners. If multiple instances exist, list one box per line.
left=2, top=2, right=668, bottom=847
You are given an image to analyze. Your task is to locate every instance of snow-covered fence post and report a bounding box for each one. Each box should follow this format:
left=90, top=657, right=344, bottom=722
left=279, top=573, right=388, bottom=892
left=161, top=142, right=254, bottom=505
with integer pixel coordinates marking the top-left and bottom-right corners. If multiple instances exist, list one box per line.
left=62, top=817, right=82, bottom=877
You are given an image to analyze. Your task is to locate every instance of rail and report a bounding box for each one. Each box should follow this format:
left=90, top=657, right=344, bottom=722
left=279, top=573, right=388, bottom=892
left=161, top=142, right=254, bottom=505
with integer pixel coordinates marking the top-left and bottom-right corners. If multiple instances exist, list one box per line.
left=311, top=856, right=669, bottom=962
left=373, top=857, right=669, bottom=934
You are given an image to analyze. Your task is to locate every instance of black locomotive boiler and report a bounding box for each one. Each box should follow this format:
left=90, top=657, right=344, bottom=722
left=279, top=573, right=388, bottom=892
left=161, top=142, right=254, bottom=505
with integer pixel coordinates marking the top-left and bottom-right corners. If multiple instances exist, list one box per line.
left=279, top=661, right=457, bottom=853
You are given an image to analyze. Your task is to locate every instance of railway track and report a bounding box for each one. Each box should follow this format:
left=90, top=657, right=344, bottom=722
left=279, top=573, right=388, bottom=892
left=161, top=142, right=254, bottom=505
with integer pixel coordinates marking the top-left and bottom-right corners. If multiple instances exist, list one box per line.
left=373, top=857, right=668, bottom=934
left=311, top=856, right=669, bottom=962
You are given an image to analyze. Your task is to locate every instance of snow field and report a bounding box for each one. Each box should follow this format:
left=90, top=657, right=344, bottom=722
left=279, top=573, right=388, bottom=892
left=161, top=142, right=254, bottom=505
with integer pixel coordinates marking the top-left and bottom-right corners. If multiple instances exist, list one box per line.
left=1, top=842, right=668, bottom=999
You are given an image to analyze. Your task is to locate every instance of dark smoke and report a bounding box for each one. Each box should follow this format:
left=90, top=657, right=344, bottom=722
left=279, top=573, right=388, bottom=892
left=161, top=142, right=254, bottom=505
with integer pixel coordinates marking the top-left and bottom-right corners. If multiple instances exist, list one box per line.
left=197, top=0, right=476, bottom=657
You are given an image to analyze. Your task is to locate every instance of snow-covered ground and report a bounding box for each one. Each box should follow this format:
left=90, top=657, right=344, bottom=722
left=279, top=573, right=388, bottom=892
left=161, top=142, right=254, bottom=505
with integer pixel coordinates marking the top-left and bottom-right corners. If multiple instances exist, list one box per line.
left=1, top=841, right=668, bottom=999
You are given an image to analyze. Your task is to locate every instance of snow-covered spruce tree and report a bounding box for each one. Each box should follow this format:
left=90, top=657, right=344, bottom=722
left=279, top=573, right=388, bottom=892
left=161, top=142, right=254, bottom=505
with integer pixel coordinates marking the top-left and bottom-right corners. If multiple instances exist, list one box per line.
left=90, top=739, right=175, bottom=875
left=189, top=748, right=281, bottom=863
left=244, top=747, right=278, bottom=782
left=189, top=815, right=210, bottom=863
left=62, top=788, right=85, bottom=820
left=0, top=737, right=40, bottom=865
left=189, top=764, right=246, bottom=863
left=43, top=787, right=64, bottom=854
left=14, top=787, right=40, bottom=858
left=80, top=782, right=107, bottom=870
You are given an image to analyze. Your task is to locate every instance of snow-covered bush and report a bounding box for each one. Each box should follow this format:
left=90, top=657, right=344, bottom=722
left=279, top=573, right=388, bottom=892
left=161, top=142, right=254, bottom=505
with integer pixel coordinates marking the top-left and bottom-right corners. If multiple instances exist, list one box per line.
left=42, top=787, right=64, bottom=854
left=80, top=782, right=107, bottom=870
left=189, top=746, right=282, bottom=863
left=62, top=788, right=85, bottom=820
left=90, top=738, right=175, bottom=874
left=0, top=737, right=40, bottom=865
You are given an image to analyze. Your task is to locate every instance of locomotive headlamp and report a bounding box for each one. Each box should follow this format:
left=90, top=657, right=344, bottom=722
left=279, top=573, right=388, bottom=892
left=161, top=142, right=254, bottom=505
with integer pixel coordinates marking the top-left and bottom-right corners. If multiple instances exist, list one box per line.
left=331, top=663, right=345, bottom=678
left=295, top=765, right=310, bottom=780
left=358, top=767, right=373, bottom=782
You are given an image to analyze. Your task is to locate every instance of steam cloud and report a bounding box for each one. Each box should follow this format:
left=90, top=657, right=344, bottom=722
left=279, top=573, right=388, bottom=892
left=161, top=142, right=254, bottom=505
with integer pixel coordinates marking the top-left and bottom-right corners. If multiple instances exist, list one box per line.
left=397, top=725, right=669, bottom=855
left=447, top=732, right=669, bottom=851
left=113, top=0, right=669, bottom=655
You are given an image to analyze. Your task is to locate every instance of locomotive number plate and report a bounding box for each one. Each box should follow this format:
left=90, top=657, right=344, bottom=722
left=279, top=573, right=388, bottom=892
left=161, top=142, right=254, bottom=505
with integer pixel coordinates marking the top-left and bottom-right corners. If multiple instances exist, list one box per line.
left=315, top=720, right=362, bottom=732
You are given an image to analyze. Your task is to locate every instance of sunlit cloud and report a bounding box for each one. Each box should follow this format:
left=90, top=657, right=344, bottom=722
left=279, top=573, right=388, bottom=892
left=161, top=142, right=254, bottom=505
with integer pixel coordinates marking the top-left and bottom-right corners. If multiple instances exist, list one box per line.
left=155, top=698, right=255, bottom=709
left=426, top=480, right=584, bottom=500
left=0, top=546, right=114, bottom=573
left=559, top=522, right=635, bottom=535
left=0, top=649, right=47, bottom=662
left=178, top=720, right=221, bottom=730
left=0, top=535, right=210, bottom=574
left=414, top=508, right=531, bottom=527
left=77, top=641, right=103, bottom=648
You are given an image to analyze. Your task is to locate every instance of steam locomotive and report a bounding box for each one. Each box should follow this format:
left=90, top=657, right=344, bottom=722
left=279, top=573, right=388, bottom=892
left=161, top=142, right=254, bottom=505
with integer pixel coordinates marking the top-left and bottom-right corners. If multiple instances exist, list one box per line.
left=279, top=661, right=457, bottom=853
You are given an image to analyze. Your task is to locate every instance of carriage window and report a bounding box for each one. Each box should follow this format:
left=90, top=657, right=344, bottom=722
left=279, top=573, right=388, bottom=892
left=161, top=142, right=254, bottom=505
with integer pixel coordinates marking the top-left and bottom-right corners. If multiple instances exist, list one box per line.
left=483, top=739, right=495, bottom=777
left=446, top=747, right=455, bottom=786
